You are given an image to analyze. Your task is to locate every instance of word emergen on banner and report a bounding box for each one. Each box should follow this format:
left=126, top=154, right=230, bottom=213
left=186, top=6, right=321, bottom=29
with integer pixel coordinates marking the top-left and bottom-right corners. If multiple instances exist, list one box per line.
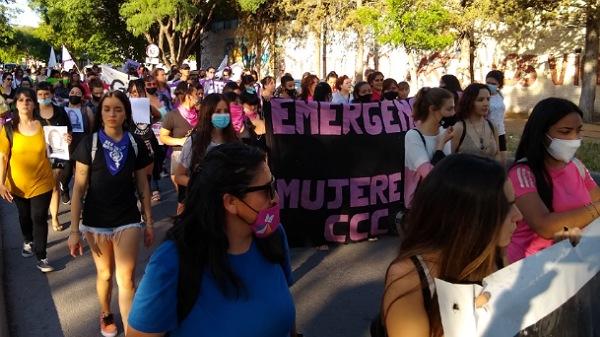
left=436, top=219, right=600, bottom=337
left=265, top=99, right=414, bottom=246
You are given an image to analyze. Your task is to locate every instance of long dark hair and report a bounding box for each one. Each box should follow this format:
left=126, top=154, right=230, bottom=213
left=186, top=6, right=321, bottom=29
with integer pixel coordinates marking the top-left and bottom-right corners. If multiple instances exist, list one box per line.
left=93, top=90, right=134, bottom=132
left=412, top=87, right=453, bottom=122
left=313, top=82, right=332, bottom=102
left=440, top=74, right=462, bottom=104
left=385, top=154, right=510, bottom=336
left=456, top=83, right=490, bottom=120
left=513, top=98, right=583, bottom=210
left=9, top=87, right=38, bottom=126
left=189, top=93, right=238, bottom=172
left=167, top=142, right=285, bottom=321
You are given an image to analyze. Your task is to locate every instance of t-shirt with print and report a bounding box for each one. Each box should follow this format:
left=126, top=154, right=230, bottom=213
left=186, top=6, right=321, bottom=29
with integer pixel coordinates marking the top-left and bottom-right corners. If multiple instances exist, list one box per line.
left=73, top=132, right=153, bottom=228
left=507, top=160, right=597, bottom=262
left=161, top=110, right=193, bottom=151
left=128, top=227, right=296, bottom=337
left=403, top=128, right=451, bottom=208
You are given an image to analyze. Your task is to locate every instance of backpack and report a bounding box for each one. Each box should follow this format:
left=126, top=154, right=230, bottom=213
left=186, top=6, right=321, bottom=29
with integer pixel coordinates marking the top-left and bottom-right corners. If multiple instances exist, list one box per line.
left=90, top=131, right=139, bottom=162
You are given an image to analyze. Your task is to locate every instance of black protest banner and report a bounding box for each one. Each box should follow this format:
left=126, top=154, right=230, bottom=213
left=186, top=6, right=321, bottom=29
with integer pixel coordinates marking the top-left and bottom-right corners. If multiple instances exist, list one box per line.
left=265, top=98, right=414, bottom=247
left=436, top=219, right=600, bottom=337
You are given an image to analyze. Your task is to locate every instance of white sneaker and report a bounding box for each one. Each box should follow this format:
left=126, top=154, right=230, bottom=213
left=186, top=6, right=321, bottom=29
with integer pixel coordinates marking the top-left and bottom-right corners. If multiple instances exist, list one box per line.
left=21, top=242, right=33, bottom=258
left=36, top=259, right=55, bottom=273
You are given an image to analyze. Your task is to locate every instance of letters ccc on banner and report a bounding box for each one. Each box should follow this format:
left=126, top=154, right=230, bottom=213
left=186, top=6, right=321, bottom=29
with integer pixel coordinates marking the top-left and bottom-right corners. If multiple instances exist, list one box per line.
left=265, top=99, right=414, bottom=246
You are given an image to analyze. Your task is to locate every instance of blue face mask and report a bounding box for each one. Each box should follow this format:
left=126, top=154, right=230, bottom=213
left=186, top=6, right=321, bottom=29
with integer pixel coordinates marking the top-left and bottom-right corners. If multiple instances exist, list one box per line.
left=211, top=113, right=230, bottom=129
left=487, top=84, right=498, bottom=94
left=38, top=98, right=52, bottom=106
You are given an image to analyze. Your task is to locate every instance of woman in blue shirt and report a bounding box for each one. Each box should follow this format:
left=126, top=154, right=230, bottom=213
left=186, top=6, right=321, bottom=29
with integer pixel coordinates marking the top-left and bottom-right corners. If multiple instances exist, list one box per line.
left=127, top=142, right=297, bottom=337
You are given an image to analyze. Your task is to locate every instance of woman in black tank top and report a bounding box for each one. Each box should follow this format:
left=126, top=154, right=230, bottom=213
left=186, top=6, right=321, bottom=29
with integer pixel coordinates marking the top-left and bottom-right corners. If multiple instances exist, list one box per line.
left=374, top=154, right=522, bottom=337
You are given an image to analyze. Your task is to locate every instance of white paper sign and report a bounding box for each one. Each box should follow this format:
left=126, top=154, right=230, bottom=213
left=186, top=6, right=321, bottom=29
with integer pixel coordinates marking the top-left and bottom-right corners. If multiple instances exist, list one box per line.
left=65, top=107, right=84, bottom=133
left=152, top=123, right=163, bottom=145
left=437, top=219, right=600, bottom=337
left=43, top=126, right=69, bottom=160
left=131, top=97, right=151, bottom=124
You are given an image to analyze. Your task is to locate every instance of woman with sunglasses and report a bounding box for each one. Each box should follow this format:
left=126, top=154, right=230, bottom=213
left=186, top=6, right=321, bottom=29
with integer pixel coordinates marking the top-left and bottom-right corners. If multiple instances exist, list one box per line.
left=128, top=142, right=297, bottom=337
left=1, top=73, right=15, bottom=106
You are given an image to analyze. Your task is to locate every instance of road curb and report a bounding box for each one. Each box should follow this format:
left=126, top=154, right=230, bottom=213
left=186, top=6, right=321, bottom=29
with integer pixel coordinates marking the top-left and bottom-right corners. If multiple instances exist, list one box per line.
left=0, top=203, right=10, bottom=337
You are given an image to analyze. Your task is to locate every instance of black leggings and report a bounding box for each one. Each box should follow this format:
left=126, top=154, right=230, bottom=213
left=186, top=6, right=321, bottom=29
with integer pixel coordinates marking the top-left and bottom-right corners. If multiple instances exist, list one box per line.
left=13, top=191, right=52, bottom=260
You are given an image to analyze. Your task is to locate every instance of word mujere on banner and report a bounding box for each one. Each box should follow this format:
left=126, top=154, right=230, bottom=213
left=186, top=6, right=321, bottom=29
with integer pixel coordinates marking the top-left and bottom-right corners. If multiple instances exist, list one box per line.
left=265, top=99, right=414, bottom=246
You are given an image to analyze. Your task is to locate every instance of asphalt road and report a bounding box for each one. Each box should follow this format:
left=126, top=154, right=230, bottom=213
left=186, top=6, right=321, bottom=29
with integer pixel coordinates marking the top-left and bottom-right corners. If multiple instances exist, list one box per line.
left=0, top=178, right=398, bottom=337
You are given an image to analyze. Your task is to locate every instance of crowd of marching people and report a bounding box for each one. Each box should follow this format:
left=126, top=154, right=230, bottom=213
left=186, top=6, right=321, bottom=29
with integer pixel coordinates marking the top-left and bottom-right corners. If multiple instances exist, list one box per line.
left=0, top=60, right=598, bottom=337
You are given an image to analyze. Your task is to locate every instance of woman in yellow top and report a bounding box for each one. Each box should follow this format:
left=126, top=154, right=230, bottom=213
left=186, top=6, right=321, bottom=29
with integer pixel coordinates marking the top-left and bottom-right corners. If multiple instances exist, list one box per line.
left=0, top=87, right=55, bottom=273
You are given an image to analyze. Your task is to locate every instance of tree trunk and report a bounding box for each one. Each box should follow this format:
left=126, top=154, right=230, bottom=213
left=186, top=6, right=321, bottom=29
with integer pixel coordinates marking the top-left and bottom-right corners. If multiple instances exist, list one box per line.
left=322, top=23, right=327, bottom=79
left=195, top=37, right=202, bottom=70
left=579, top=7, right=600, bottom=122
left=468, top=29, right=476, bottom=82
left=354, top=0, right=364, bottom=81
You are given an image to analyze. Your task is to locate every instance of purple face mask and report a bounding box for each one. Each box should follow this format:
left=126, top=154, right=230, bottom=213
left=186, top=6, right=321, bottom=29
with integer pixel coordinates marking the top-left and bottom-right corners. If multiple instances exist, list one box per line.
left=241, top=200, right=281, bottom=238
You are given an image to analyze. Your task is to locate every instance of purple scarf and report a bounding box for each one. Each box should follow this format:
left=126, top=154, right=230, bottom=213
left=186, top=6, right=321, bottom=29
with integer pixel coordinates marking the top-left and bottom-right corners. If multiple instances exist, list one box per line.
left=99, top=130, right=130, bottom=176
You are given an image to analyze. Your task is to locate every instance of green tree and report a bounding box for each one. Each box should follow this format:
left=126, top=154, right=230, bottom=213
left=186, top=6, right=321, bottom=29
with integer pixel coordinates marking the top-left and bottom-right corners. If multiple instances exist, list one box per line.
left=32, top=0, right=146, bottom=64
left=120, top=0, right=221, bottom=67
left=354, top=0, right=456, bottom=81
left=497, top=0, right=599, bottom=121
left=0, top=27, right=51, bottom=63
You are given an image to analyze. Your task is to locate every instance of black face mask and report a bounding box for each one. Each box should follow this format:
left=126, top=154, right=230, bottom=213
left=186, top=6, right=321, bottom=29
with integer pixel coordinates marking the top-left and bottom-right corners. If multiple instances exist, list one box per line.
left=92, top=95, right=102, bottom=102
left=440, top=115, right=458, bottom=129
left=146, top=88, right=158, bottom=95
left=286, top=88, right=297, bottom=98
left=383, top=91, right=398, bottom=100
left=357, top=94, right=372, bottom=103
left=69, top=96, right=82, bottom=105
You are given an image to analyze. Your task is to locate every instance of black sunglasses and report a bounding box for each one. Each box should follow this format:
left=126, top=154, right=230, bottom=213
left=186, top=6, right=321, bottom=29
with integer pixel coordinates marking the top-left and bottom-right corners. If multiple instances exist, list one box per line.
left=241, top=176, right=276, bottom=200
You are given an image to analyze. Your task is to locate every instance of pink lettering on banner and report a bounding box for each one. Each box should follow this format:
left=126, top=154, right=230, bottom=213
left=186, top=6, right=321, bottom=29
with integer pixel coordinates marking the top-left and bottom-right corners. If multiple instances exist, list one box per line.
left=393, top=99, right=415, bottom=130
left=350, top=177, right=370, bottom=207
left=296, top=101, right=319, bottom=135
left=277, top=178, right=300, bottom=208
left=325, top=214, right=348, bottom=243
left=327, top=179, right=348, bottom=209
left=324, top=210, right=390, bottom=243
left=342, top=103, right=363, bottom=135
left=388, top=173, right=402, bottom=202
left=370, top=209, right=389, bottom=236
left=277, top=173, right=402, bottom=210
left=350, top=213, right=370, bottom=241
left=370, top=175, right=389, bottom=204
left=380, top=100, right=402, bottom=134
left=363, top=103, right=383, bottom=135
left=319, top=102, right=342, bottom=135
left=271, top=100, right=296, bottom=135
left=300, top=180, right=326, bottom=210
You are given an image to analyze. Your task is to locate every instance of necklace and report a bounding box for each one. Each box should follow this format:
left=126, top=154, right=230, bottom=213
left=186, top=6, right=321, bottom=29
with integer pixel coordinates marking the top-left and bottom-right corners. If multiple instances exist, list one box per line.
left=469, top=118, right=486, bottom=150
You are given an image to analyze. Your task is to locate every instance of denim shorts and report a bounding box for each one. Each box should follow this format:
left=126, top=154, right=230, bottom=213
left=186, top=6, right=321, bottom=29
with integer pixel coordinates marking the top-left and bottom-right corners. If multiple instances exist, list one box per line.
left=80, top=223, right=144, bottom=245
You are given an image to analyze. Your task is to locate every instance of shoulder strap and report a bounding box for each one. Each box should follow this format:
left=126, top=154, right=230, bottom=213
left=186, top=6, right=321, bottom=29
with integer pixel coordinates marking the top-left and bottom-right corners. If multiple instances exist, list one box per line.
left=127, top=132, right=138, bottom=158
left=572, top=158, right=586, bottom=179
left=410, top=255, right=434, bottom=313
left=413, top=129, right=428, bottom=153
left=456, top=120, right=467, bottom=152
left=91, top=132, right=98, bottom=162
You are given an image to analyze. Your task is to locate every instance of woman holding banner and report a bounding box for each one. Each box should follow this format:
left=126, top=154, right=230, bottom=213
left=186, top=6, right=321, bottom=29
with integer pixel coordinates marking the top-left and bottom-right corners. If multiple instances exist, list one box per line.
left=36, top=81, right=72, bottom=231
left=507, top=98, right=600, bottom=263
left=375, top=154, right=522, bottom=337
left=0, top=88, right=55, bottom=272
left=128, top=143, right=297, bottom=337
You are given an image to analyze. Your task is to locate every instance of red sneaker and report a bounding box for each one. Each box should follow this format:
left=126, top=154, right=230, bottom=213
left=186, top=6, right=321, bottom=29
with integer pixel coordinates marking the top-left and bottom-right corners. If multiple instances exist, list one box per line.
left=100, top=313, right=118, bottom=337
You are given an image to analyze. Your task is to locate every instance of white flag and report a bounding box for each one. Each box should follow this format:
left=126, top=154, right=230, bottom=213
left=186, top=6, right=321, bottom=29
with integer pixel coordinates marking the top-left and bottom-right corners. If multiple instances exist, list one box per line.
left=62, top=45, right=76, bottom=72
left=47, top=47, right=57, bottom=77
left=215, top=54, right=229, bottom=78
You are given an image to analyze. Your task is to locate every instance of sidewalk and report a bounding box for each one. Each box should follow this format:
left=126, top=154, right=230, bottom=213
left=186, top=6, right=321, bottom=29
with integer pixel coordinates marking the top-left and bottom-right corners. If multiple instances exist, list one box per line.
left=0, top=179, right=397, bottom=337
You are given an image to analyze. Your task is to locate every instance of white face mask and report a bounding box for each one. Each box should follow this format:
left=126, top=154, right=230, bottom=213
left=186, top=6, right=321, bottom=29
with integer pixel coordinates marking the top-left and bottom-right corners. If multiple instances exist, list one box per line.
left=546, top=135, right=581, bottom=163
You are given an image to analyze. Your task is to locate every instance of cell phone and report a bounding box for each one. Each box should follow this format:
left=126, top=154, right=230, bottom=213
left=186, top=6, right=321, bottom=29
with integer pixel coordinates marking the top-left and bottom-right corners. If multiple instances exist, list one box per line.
left=440, top=115, right=457, bottom=129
